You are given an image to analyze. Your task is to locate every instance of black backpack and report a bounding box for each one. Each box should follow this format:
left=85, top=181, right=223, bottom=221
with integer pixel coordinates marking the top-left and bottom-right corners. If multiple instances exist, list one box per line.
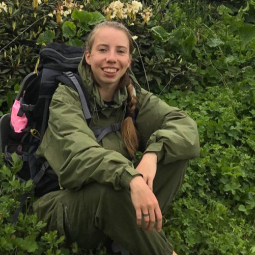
left=0, top=43, right=125, bottom=212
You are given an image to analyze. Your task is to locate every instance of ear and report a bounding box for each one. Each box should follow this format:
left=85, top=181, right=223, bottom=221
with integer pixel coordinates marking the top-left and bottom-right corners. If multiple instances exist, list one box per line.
left=127, top=54, right=132, bottom=67
left=85, top=51, right=91, bottom=65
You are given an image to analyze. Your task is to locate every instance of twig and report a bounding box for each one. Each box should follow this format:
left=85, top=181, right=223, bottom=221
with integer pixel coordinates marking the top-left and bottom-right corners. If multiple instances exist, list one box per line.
left=0, top=16, right=45, bottom=53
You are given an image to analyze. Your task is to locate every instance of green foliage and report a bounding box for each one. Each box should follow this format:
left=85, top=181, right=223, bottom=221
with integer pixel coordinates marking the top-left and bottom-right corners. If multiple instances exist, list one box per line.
left=0, top=155, right=110, bottom=254
left=160, top=81, right=255, bottom=254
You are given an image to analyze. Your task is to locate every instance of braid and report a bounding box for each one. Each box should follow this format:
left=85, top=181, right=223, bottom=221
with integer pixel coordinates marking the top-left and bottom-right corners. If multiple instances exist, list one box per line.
left=121, top=83, right=139, bottom=158
left=126, top=83, right=137, bottom=118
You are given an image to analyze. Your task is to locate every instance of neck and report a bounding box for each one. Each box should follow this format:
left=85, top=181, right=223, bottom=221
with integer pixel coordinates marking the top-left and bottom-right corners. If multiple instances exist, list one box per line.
left=98, top=85, right=117, bottom=102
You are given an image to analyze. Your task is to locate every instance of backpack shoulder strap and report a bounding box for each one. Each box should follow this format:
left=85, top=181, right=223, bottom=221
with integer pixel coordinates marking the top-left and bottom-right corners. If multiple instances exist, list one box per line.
left=64, top=71, right=91, bottom=121
left=16, top=72, right=37, bottom=100
left=56, top=71, right=92, bottom=122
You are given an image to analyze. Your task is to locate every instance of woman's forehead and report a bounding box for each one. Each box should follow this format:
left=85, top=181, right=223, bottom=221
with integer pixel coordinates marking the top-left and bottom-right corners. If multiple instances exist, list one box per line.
left=93, top=27, right=129, bottom=46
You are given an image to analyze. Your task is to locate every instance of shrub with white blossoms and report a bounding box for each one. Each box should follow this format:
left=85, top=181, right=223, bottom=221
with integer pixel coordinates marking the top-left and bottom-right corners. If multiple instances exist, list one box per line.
left=103, top=1, right=152, bottom=24
left=48, top=0, right=84, bottom=24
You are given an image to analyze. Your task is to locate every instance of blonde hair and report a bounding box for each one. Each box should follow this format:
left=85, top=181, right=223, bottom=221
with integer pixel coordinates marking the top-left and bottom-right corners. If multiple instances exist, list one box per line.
left=86, top=21, right=134, bottom=53
left=86, top=21, right=138, bottom=158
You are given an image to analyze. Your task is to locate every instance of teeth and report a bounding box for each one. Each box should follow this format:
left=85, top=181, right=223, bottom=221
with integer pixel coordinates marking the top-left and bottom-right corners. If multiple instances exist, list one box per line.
left=103, top=68, right=117, bottom=73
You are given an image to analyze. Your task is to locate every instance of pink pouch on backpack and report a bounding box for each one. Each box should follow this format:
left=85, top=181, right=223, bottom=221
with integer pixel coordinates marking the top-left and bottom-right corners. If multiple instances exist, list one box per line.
left=11, top=99, right=28, bottom=133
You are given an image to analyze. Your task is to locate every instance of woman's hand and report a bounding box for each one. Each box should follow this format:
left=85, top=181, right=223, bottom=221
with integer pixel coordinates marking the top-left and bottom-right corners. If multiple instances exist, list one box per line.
left=136, top=152, right=157, bottom=191
left=129, top=176, right=162, bottom=233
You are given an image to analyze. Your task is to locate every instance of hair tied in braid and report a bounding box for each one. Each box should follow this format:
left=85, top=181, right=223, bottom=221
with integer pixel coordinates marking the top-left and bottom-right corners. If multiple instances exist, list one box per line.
left=122, top=82, right=139, bottom=158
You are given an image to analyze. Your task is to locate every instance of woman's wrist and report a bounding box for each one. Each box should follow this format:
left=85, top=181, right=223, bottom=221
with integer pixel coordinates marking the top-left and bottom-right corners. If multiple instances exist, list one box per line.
left=129, top=175, right=144, bottom=190
left=143, top=152, right=157, bottom=163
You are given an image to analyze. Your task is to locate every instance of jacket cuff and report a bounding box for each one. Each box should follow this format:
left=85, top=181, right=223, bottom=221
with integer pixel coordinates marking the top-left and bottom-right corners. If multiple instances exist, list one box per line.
left=120, top=167, right=142, bottom=190
left=144, top=142, right=164, bottom=162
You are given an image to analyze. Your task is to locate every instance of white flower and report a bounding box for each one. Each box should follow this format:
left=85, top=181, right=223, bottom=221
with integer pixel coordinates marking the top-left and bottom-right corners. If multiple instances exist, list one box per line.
left=140, top=7, right=153, bottom=23
left=0, top=2, right=7, bottom=12
left=103, top=1, right=127, bottom=19
left=132, top=35, right=138, bottom=40
left=63, top=10, right=70, bottom=17
left=131, top=1, right=142, bottom=13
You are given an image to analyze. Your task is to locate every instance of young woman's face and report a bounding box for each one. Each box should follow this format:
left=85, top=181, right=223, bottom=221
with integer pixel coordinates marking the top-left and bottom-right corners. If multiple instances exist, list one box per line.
left=85, top=27, right=131, bottom=89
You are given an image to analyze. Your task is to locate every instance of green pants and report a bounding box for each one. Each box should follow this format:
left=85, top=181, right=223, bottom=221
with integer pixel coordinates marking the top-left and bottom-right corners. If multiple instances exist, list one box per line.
left=33, top=160, right=188, bottom=255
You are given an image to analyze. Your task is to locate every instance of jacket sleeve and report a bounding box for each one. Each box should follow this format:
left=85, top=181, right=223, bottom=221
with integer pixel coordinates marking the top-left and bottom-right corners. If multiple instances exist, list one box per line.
left=36, top=85, right=140, bottom=191
left=136, top=89, right=200, bottom=164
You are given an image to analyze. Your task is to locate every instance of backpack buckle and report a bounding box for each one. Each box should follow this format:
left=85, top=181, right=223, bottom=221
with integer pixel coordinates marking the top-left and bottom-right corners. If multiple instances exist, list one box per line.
left=111, top=123, right=120, bottom=132
left=21, top=103, right=35, bottom=112
left=41, top=161, right=50, bottom=172
left=65, top=71, right=73, bottom=78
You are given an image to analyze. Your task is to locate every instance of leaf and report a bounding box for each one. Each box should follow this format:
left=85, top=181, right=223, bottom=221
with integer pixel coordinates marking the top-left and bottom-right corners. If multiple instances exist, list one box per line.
left=0, top=69, right=11, bottom=74
left=88, top=11, right=105, bottom=25
left=182, top=31, right=197, bottom=55
left=217, top=5, right=233, bottom=16
left=62, top=21, right=76, bottom=38
left=239, top=23, right=255, bottom=45
left=71, top=9, right=88, bottom=22
left=71, top=10, right=105, bottom=28
left=15, top=236, right=38, bottom=252
left=11, top=153, right=23, bottom=173
left=151, top=26, right=170, bottom=42
left=224, top=55, right=236, bottom=64
left=37, top=30, right=55, bottom=45
left=68, top=38, right=85, bottom=47
left=7, top=91, right=13, bottom=110
left=238, top=204, right=247, bottom=213
left=250, top=109, right=255, bottom=117
left=0, top=165, right=12, bottom=178
left=154, top=47, right=165, bottom=60
left=207, top=38, right=224, bottom=48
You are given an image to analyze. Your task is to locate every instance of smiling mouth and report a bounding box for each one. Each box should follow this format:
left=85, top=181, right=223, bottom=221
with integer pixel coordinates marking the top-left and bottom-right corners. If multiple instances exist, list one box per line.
left=103, top=68, right=118, bottom=73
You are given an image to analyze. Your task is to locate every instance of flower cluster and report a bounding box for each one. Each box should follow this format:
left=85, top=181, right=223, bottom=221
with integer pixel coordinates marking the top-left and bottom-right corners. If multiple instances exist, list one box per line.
left=103, top=1, right=152, bottom=24
left=0, top=1, right=7, bottom=13
left=140, top=7, right=153, bottom=24
left=48, top=0, right=84, bottom=24
left=104, top=1, right=126, bottom=20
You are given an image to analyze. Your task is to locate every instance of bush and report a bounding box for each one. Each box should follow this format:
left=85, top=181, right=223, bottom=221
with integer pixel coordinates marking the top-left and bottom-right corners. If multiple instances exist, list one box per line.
left=161, top=84, right=255, bottom=254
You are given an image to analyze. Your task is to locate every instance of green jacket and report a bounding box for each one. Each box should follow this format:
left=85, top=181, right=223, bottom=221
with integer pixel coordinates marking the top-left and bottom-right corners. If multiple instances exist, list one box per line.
left=36, top=61, right=200, bottom=191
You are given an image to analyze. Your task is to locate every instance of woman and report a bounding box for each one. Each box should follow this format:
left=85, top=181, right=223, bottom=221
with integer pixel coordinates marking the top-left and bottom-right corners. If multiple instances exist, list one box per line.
left=33, top=21, right=200, bottom=255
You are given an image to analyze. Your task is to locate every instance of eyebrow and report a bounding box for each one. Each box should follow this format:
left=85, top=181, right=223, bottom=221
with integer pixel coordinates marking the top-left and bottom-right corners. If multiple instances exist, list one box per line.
left=96, top=44, right=128, bottom=50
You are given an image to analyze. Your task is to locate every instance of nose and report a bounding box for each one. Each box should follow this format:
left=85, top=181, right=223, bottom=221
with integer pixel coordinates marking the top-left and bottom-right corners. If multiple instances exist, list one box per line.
left=106, top=50, right=117, bottom=63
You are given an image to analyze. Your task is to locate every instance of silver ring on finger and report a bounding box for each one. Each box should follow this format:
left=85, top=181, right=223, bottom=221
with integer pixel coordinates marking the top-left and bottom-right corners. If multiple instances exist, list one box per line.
left=142, top=213, right=149, bottom=217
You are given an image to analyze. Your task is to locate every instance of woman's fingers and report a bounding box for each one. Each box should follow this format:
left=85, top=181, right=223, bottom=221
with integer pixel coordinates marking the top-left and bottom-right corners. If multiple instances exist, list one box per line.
left=140, top=207, right=162, bottom=233
left=146, top=208, right=155, bottom=232
left=130, top=176, right=162, bottom=233
left=155, top=206, right=162, bottom=232
left=142, top=212, right=150, bottom=230
left=136, top=209, right=143, bottom=228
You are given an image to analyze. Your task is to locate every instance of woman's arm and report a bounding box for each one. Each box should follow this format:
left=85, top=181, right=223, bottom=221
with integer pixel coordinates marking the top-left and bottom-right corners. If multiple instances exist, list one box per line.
left=136, top=89, right=200, bottom=164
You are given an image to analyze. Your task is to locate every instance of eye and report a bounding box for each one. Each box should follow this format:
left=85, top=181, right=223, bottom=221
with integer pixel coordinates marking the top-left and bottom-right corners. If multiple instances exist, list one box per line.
left=98, top=48, right=107, bottom=52
left=117, top=50, right=125, bottom=54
